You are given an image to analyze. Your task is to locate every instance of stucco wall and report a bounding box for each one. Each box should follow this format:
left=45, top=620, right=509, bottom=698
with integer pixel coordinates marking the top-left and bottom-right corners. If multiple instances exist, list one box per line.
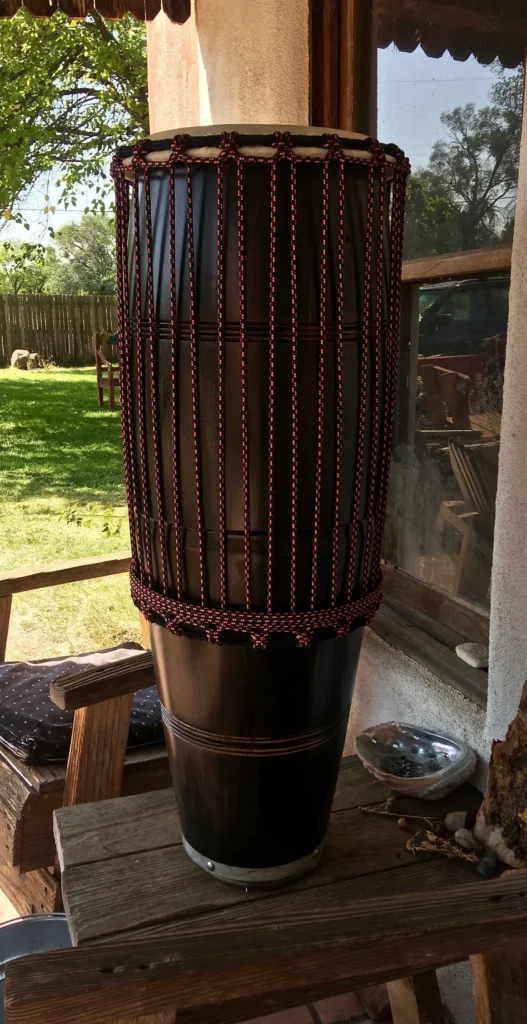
left=485, top=70, right=527, bottom=749
left=147, top=0, right=309, bottom=134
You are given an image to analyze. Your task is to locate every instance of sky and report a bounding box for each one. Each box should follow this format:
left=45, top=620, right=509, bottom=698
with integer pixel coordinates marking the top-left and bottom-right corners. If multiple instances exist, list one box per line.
left=4, top=43, right=517, bottom=245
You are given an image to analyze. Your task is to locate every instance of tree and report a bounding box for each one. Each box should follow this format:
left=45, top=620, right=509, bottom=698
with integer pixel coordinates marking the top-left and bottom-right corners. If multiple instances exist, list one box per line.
left=0, top=241, right=46, bottom=295
left=404, top=70, right=523, bottom=259
left=0, top=10, right=147, bottom=230
left=44, top=214, right=116, bottom=294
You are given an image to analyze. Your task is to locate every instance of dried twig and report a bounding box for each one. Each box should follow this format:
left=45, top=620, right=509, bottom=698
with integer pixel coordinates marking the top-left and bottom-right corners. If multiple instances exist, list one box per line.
left=359, top=803, right=439, bottom=830
left=407, top=831, right=478, bottom=864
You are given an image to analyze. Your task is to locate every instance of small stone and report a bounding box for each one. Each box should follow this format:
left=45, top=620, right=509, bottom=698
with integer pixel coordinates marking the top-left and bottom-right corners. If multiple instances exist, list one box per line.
left=431, top=821, right=442, bottom=834
left=477, top=849, right=498, bottom=878
left=455, top=642, right=489, bottom=669
left=386, top=795, right=397, bottom=810
left=445, top=811, right=468, bottom=833
left=397, top=817, right=407, bottom=830
left=454, top=828, right=481, bottom=852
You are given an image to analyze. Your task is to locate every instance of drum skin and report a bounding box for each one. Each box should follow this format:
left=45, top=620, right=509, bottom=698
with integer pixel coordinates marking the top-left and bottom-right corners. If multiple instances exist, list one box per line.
left=113, top=128, right=408, bottom=883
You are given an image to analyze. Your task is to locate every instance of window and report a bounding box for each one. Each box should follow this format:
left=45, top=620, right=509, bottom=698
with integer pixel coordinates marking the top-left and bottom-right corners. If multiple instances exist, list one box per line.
left=376, top=31, right=524, bottom=680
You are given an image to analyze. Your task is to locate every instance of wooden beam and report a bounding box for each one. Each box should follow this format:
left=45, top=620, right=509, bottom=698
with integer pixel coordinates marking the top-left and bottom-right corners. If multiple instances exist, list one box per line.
left=60, top=694, right=134, bottom=820
left=378, top=0, right=526, bottom=40
left=382, top=563, right=490, bottom=645
left=0, top=594, right=12, bottom=660
left=387, top=972, right=445, bottom=1024
left=0, top=552, right=131, bottom=598
left=339, top=0, right=377, bottom=135
left=7, top=874, right=527, bottom=1024
left=471, top=946, right=527, bottom=1024
left=310, top=0, right=340, bottom=127
left=49, top=651, right=155, bottom=711
left=402, top=246, right=512, bottom=285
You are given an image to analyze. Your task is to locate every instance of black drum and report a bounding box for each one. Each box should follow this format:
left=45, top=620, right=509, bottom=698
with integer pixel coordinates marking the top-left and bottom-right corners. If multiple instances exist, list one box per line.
left=112, top=127, right=409, bottom=886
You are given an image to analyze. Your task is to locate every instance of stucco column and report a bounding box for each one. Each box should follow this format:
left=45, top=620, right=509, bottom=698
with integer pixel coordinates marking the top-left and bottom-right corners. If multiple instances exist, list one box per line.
left=147, top=0, right=310, bottom=133
left=485, top=68, right=527, bottom=745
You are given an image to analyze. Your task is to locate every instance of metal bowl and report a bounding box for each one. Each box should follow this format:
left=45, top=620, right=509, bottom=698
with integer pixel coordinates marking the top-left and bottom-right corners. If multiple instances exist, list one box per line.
left=0, top=914, right=71, bottom=1024
left=355, top=722, right=477, bottom=800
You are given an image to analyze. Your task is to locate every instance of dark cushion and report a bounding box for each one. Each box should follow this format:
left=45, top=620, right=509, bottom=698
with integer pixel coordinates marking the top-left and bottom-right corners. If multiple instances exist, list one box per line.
left=0, top=643, right=163, bottom=764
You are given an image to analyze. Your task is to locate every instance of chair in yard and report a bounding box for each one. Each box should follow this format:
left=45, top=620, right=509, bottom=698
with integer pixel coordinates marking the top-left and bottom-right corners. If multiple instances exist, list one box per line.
left=438, top=438, right=499, bottom=603
left=0, top=552, right=170, bottom=916
left=94, top=331, right=120, bottom=410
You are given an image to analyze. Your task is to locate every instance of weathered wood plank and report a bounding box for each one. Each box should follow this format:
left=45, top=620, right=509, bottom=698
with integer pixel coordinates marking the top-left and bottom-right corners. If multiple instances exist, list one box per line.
left=0, top=551, right=131, bottom=597
left=387, top=971, right=445, bottom=1024
left=0, top=863, right=57, bottom=918
left=6, top=870, right=527, bottom=1024
left=61, top=694, right=135, bottom=815
left=402, top=245, right=511, bottom=286
left=471, top=945, right=527, bottom=1024
left=0, top=594, right=12, bottom=660
left=50, top=651, right=155, bottom=711
left=54, top=758, right=387, bottom=872
left=58, top=805, right=438, bottom=944
left=381, top=564, right=490, bottom=646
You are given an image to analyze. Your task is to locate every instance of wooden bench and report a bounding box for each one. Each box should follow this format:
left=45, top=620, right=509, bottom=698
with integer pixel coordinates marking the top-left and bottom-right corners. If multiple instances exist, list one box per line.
left=94, top=332, right=120, bottom=410
left=7, top=756, right=527, bottom=1024
left=0, top=552, right=170, bottom=916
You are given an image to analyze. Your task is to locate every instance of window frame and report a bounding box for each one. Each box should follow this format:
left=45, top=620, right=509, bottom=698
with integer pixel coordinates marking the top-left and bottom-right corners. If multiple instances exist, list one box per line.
left=379, top=244, right=512, bottom=704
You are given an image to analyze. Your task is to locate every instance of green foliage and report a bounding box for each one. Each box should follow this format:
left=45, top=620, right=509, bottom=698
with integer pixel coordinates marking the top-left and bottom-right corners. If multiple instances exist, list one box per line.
left=44, top=213, right=116, bottom=294
left=0, top=241, right=47, bottom=294
left=58, top=501, right=126, bottom=536
left=405, top=70, right=523, bottom=258
left=0, top=10, right=148, bottom=229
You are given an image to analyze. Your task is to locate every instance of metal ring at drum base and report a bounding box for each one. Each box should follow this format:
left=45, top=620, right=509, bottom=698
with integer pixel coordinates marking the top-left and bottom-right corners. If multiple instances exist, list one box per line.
left=182, top=836, right=323, bottom=888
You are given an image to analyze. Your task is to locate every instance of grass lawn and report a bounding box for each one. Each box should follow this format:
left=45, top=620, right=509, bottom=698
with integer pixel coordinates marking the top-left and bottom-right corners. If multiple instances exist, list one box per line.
left=0, top=366, right=141, bottom=660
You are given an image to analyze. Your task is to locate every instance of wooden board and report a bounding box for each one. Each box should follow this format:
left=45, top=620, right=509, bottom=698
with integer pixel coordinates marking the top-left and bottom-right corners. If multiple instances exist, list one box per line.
left=402, top=246, right=511, bottom=286
left=0, top=551, right=131, bottom=598
left=56, top=760, right=480, bottom=946
left=50, top=652, right=155, bottom=711
left=7, top=870, right=527, bottom=1024
left=0, top=743, right=170, bottom=872
left=382, top=563, right=490, bottom=647
left=0, top=863, right=57, bottom=917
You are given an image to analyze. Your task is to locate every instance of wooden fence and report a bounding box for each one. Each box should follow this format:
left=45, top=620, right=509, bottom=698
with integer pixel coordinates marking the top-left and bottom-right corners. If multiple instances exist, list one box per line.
left=0, top=294, right=117, bottom=366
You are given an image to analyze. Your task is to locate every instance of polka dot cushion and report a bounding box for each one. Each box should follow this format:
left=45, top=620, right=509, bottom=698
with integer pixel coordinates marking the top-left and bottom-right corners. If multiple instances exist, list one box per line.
left=0, top=643, right=163, bottom=764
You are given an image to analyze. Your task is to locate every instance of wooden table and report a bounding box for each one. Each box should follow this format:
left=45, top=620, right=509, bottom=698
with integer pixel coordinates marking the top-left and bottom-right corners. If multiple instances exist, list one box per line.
left=5, top=756, right=527, bottom=1024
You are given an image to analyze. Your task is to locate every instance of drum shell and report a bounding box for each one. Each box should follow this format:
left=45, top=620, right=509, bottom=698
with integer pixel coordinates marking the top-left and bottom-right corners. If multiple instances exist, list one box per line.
left=152, top=624, right=363, bottom=870
left=128, top=155, right=391, bottom=609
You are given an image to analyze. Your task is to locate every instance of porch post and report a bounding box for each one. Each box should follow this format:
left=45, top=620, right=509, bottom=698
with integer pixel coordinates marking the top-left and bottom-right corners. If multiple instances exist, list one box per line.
left=146, top=0, right=377, bottom=134
left=486, top=64, right=527, bottom=747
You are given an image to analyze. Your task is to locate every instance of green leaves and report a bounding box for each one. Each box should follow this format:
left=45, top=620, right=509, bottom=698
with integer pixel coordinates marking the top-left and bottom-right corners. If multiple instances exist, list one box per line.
left=58, top=502, right=126, bottom=537
left=0, top=240, right=47, bottom=295
left=0, top=10, right=147, bottom=225
left=44, top=213, right=116, bottom=294
left=405, top=69, right=523, bottom=258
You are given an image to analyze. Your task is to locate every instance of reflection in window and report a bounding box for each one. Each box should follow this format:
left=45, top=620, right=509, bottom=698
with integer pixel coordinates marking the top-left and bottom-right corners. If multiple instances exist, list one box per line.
left=384, top=276, right=506, bottom=610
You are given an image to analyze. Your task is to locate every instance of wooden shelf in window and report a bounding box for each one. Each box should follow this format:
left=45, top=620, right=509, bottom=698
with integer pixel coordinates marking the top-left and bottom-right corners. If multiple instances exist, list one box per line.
left=371, top=595, right=487, bottom=709
left=382, top=564, right=489, bottom=646
left=402, top=245, right=512, bottom=285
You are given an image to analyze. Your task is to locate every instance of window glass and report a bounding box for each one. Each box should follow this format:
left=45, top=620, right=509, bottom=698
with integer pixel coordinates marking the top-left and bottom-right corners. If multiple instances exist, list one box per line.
left=379, top=34, right=523, bottom=613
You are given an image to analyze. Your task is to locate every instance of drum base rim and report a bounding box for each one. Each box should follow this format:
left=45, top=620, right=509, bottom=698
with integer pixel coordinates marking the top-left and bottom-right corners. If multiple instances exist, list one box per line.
left=182, top=836, right=323, bottom=889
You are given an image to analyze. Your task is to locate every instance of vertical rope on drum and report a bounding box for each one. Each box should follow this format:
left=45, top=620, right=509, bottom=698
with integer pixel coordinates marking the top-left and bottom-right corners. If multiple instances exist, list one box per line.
left=267, top=159, right=277, bottom=614
left=132, top=172, right=153, bottom=583
left=113, top=171, right=142, bottom=574
left=143, top=166, right=169, bottom=596
left=331, top=155, right=345, bottom=606
left=311, top=158, right=329, bottom=610
left=216, top=161, right=227, bottom=610
left=237, top=158, right=252, bottom=611
left=346, top=161, right=375, bottom=602
left=361, top=159, right=386, bottom=592
left=371, top=167, right=408, bottom=573
left=290, top=156, right=299, bottom=612
left=185, top=162, right=207, bottom=606
left=168, top=163, right=183, bottom=600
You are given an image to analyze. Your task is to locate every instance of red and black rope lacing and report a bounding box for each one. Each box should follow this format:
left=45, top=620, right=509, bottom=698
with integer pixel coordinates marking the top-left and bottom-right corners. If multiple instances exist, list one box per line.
left=111, top=131, right=409, bottom=648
